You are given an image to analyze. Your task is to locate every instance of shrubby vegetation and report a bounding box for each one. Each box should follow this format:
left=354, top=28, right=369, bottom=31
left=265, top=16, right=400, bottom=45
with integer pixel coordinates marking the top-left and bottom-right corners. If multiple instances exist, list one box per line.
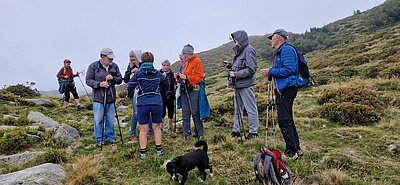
left=5, top=84, right=40, bottom=98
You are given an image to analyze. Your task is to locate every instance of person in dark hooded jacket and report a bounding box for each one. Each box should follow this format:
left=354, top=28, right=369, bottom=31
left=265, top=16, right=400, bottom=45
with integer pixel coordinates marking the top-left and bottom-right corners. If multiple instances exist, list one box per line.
left=222, top=30, right=259, bottom=139
left=128, top=51, right=164, bottom=159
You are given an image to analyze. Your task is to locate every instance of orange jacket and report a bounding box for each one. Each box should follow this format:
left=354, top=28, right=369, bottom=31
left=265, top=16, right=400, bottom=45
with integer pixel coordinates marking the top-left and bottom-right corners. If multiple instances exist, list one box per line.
left=181, top=55, right=204, bottom=86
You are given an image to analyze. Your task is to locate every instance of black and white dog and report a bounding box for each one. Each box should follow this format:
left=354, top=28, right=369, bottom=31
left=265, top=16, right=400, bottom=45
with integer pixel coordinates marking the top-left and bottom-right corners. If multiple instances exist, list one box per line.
left=165, top=140, right=213, bottom=185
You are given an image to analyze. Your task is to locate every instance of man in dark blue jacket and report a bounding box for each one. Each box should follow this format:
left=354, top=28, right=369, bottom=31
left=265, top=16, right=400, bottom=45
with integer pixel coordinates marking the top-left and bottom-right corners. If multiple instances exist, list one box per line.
left=261, top=29, right=302, bottom=159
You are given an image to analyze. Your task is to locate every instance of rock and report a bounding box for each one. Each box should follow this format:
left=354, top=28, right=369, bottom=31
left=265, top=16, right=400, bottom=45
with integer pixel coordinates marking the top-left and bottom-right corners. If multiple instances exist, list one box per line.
left=27, top=134, right=42, bottom=142
left=121, top=116, right=130, bottom=123
left=0, top=151, right=45, bottom=166
left=27, top=126, right=39, bottom=130
left=117, top=105, right=129, bottom=112
left=0, top=125, right=17, bottom=130
left=388, top=144, right=397, bottom=153
left=119, top=122, right=128, bottom=128
left=65, top=143, right=81, bottom=155
left=3, top=115, right=18, bottom=120
left=27, top=111, right=60, bottom=131
left=0, top=163, right=66, bottom=185
left=25, top=98, right=53, bottom=106
left=53, top=124, right=80, bottom=143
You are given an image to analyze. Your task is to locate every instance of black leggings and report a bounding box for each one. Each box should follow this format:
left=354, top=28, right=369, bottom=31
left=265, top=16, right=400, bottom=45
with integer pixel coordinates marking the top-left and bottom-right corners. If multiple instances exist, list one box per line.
left=64, top=84, right=79, bottom=102
left=162, top=96, right=175, bottom=119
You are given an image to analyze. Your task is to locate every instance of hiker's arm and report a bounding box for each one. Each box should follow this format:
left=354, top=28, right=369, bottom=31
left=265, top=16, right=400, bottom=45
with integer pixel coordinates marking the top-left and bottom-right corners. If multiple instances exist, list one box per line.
left=123, top=66, right=131, bottom=83
left=85, top=64, right=101, bottom=89
left=235, top=49, right=256, bottom=79
left=56, top=68, right=65, bottom=79
left=127, top=73, right=138, bottom=98
left=269, top=47, right=296, bottom=78
left=111, top=65, right=123, bottom=85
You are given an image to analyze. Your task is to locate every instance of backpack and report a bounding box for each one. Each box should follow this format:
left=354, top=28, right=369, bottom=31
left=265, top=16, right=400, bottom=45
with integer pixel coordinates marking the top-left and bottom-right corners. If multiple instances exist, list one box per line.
left=253, top=146, right=293, bottom=185
left=288, top=44, right=311, bottom=88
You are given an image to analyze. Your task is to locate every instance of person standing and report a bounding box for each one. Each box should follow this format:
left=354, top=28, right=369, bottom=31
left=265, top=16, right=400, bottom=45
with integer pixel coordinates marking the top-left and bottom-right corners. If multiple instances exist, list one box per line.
left=56, top=59, right=83, bottom=109
left=261, top=29, right=302, bottom=159
left=128, top=52, right=164, bottom=159
left=160, top=60, right=176, bottom=133
left=124, top=50, right=142, bottom=143
left=221, top=30, right=259, bottom=139
left=86, top=48, right=122, bottom=145
left=175, top=44, right=205, bottom=140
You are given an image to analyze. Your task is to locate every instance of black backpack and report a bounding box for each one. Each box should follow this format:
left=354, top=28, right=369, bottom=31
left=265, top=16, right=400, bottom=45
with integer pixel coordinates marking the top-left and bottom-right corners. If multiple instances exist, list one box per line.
left=253, top=146, right=293, bottom=185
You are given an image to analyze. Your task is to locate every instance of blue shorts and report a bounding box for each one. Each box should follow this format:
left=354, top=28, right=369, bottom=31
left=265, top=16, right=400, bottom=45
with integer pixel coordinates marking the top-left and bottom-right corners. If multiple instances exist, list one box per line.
left=137, top=105, right=163, bottom=124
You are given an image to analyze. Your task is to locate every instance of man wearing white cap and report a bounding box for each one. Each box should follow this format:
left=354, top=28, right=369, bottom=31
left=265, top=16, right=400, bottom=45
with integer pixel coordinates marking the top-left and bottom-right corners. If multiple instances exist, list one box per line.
left=86, top=48, right=122, bottom=146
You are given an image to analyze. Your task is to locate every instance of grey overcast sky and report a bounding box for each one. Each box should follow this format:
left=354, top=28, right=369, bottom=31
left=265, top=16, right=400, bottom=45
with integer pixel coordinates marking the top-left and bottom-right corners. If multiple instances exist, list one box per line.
left=0, top=0, right=386, bottom=91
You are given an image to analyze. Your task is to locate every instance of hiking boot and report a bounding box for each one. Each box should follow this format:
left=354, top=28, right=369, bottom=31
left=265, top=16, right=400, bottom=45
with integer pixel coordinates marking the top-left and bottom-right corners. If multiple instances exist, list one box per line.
left=106, top=139, right=116, bottom=145
left=231, top=131, right=241, bottom=138
left=77, top=105, right=84, bottom=110
left=297, top=149, right=304, bottom=157
left=96, top=141, right=105, bottom=147
left=183, top=136, right=189, bottom=141
left=140, top=151, right=148, bottom=160
left=156, top=149, right=164, bottom=157
left=128, top=136, right=137, bottom=143
left=246, top=133, right=258, bottom=139
left=168, top=127, right=173, bottom=133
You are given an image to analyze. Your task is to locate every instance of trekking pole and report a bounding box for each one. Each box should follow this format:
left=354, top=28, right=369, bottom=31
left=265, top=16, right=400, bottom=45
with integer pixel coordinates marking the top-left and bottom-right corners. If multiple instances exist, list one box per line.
left=270, top=78, right=277, bottom=145
left=109, top=86, right=124, bottom=144
left=265, top=78, right=270, bottom=143
left=184, top=81, right=199, bottom=140
left=77, top=71, right=92, bottom=102
left=232, top=75, right=245, bottom=143
left=174, top=97, right=177, bottom=132
left=101, top=88, right=107, bottom=150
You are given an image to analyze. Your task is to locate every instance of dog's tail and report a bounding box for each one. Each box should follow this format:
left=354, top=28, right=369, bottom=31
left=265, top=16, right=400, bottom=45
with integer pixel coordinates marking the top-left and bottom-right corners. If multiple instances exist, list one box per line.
left=195, top=140, right=208, bottom=152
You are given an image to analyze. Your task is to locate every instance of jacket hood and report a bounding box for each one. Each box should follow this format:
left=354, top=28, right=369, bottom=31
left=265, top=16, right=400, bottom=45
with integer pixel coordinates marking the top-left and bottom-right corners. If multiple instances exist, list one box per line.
left=231, top=30, right=249, bottom=47
left=133, top=49, right=142, bottom=63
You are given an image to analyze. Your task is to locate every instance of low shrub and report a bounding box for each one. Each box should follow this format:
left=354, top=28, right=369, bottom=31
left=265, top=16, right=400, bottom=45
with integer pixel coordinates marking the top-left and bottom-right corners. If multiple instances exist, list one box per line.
left=0, top=129, right=35, bottom=155
left=5, top=84, right=40, bottom=98
left=320, top=102, right=381, bottom=126
left=317, top=87, right=384, bottom=109
left=36, top=149, right=67, bottom=164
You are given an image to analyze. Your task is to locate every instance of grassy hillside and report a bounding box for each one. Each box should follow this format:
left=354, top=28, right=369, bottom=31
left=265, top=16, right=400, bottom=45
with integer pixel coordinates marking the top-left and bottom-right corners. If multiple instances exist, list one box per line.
left=1, top=0, right=399, bottom=184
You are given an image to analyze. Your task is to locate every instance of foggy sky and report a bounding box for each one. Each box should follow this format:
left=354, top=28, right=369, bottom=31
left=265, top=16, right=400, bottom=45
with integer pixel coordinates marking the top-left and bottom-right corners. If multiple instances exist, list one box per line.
left=0, top=0, right=386, bottom=91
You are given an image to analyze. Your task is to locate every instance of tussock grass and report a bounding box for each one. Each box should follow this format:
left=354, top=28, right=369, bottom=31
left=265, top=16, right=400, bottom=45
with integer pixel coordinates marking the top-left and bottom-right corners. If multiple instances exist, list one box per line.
left=64, top=155, right=102, bottom=185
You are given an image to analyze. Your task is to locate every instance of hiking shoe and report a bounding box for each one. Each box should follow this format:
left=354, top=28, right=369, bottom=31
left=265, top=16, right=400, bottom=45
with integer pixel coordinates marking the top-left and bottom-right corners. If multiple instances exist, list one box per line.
left=128, top=136, right=137, bottom=143
left=77, top=105, right=84, bottom=110
left=106, top=139, right=116, bottom=145
left=156, top=149, right=164, bottom=157
left=96, top=141, right=105, bottom=147
left=245, top=133, right=258, bottom=139
left=140, top=151, right=148, bottom=160
left=168, top=127, right=173, bottom=133
left=183, top=136, right=189, bottom=140
left=231, top=131, right=241, bottom=138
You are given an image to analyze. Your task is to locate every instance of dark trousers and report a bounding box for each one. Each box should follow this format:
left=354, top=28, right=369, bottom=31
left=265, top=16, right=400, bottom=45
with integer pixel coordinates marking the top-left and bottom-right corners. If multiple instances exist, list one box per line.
left=181, top=90, right=203, bottom=137
left=276, top=87, right=300, bottom=155
left=64, top=84, right=79, bottom=102
left=162, top=96, right=175, bottom=119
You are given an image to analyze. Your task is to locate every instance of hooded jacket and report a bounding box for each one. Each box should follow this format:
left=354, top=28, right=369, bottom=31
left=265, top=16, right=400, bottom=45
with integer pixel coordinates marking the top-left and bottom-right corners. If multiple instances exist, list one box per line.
left=268, top=42, right=298, bottom=95
left=227, top=30, right=257, bottom=89
left=123, top=49, right=142, bottom=83
left=85, top=61, right=123, bottom=103
left=128, top=62, right=164, bottom=107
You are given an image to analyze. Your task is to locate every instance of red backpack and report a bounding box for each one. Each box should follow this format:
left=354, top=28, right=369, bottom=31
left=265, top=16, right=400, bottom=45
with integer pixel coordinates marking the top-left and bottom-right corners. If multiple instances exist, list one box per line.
left=253, top=146, right=293, bottom=185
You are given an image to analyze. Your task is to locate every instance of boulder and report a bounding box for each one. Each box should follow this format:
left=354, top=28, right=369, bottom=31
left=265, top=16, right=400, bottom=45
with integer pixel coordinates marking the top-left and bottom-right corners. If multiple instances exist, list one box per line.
left=0, top=163, right=66, bottom=185
left=117, top=105, right=129, bottom=112
left=25, top=99, right=53, bottom=106
left=53, top=124, right=80, bottom=143
left=0, top=151, right=45, bottom=166
left=27, top=112, right=60, bottom=131
left=0, top=125, right=17, bottom=130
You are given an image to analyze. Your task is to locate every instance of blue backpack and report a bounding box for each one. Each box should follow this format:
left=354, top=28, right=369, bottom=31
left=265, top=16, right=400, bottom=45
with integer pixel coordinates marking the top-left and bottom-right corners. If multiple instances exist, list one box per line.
left=288, top=44, right=311, bottom=88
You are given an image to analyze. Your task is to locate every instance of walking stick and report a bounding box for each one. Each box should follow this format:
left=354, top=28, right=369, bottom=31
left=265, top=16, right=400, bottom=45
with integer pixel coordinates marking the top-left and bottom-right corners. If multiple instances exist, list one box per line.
left=174, top=97, right=177, bottom=132
left=109, top=86, right=124, bottom=144
left=184, top=81, right=199, bottom=140
left=232, top=76, right=245, bottom=143
left=101, top=88, right=107, bottom=150
left=77, top=71, right=92, bottom=102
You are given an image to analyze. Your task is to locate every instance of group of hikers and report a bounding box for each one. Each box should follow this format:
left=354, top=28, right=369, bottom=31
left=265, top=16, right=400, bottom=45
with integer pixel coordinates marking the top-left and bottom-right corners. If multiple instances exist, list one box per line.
left=57, top=29, right=303, bottom=160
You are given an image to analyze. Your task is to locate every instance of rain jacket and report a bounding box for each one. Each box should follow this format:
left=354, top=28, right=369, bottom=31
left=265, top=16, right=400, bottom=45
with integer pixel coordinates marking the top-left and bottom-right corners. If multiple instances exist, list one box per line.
left=226, top=30, right=257, bottom=89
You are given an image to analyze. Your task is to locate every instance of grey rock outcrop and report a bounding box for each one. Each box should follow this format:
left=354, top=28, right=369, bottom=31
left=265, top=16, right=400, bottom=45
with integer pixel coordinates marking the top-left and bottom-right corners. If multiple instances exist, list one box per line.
left=53, top=124, right=80, bottom=143
left=0, top=163, right=66, bottom=185
left=0, top=125, right=17, bottom=130
left=0, top=151, right=45, bottom=166
left=27, top=111, right=60, bottom=131
left=25, top=98, right=53, bottom=106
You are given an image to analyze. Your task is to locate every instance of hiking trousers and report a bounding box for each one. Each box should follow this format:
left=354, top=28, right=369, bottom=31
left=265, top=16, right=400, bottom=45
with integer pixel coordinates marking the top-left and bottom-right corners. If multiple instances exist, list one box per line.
left=276, top=87, right=300, bottom=155
left=181, top=90, right=204, bottom=137
left=233, top=86, right=259, bottom=134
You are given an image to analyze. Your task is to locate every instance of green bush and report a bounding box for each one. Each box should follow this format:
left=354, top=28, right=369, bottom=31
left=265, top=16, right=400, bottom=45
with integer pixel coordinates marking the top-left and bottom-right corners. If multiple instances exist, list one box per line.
left=349, top=55, right=369, bottom=66
left=317, top=87, right=384, bottom=109
left=363, top=66, right=382, bottom=79
left=0, top=129, right=35, bottom=155
left=338, top=67, right=359, bottom=77
left=5, top=84, right=40, bottom=98
left=0, top=90, right=20, bottom=102
left=320, top=102, right=380, bottom=126
left=36, top=149, right=67, bottom=164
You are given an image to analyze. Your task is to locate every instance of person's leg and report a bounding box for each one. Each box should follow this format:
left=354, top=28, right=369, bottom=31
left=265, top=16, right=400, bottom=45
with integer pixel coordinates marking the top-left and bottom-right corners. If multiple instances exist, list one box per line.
left=92, top=102, right=104, bottom=143
left=162, top=96, right=167, bottom=130
left=63, top=86, right=71, bottom=108
left=130, top=97, right=138, bottom=139
left=167, top=98, right=175, bottom=131
left=189, top=91, right=203, bottom=136
left=232, top=90, right=244, bottom=134
left=137, top=106, right=150, bottom=151
left=148, top=114, right=153, bottom=135
left=239, top=87, right=259, bottom=134
left=70, top=87, right=81, bottom=108
left=276, top=88, right=297, bottom=155
left=151, top=105, right=163, bottom=156
left=286, top=87, right=300, bottom=151
left=181, top=91, right=191, bottom=137
left=105, top=103, right=115, bottom=142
